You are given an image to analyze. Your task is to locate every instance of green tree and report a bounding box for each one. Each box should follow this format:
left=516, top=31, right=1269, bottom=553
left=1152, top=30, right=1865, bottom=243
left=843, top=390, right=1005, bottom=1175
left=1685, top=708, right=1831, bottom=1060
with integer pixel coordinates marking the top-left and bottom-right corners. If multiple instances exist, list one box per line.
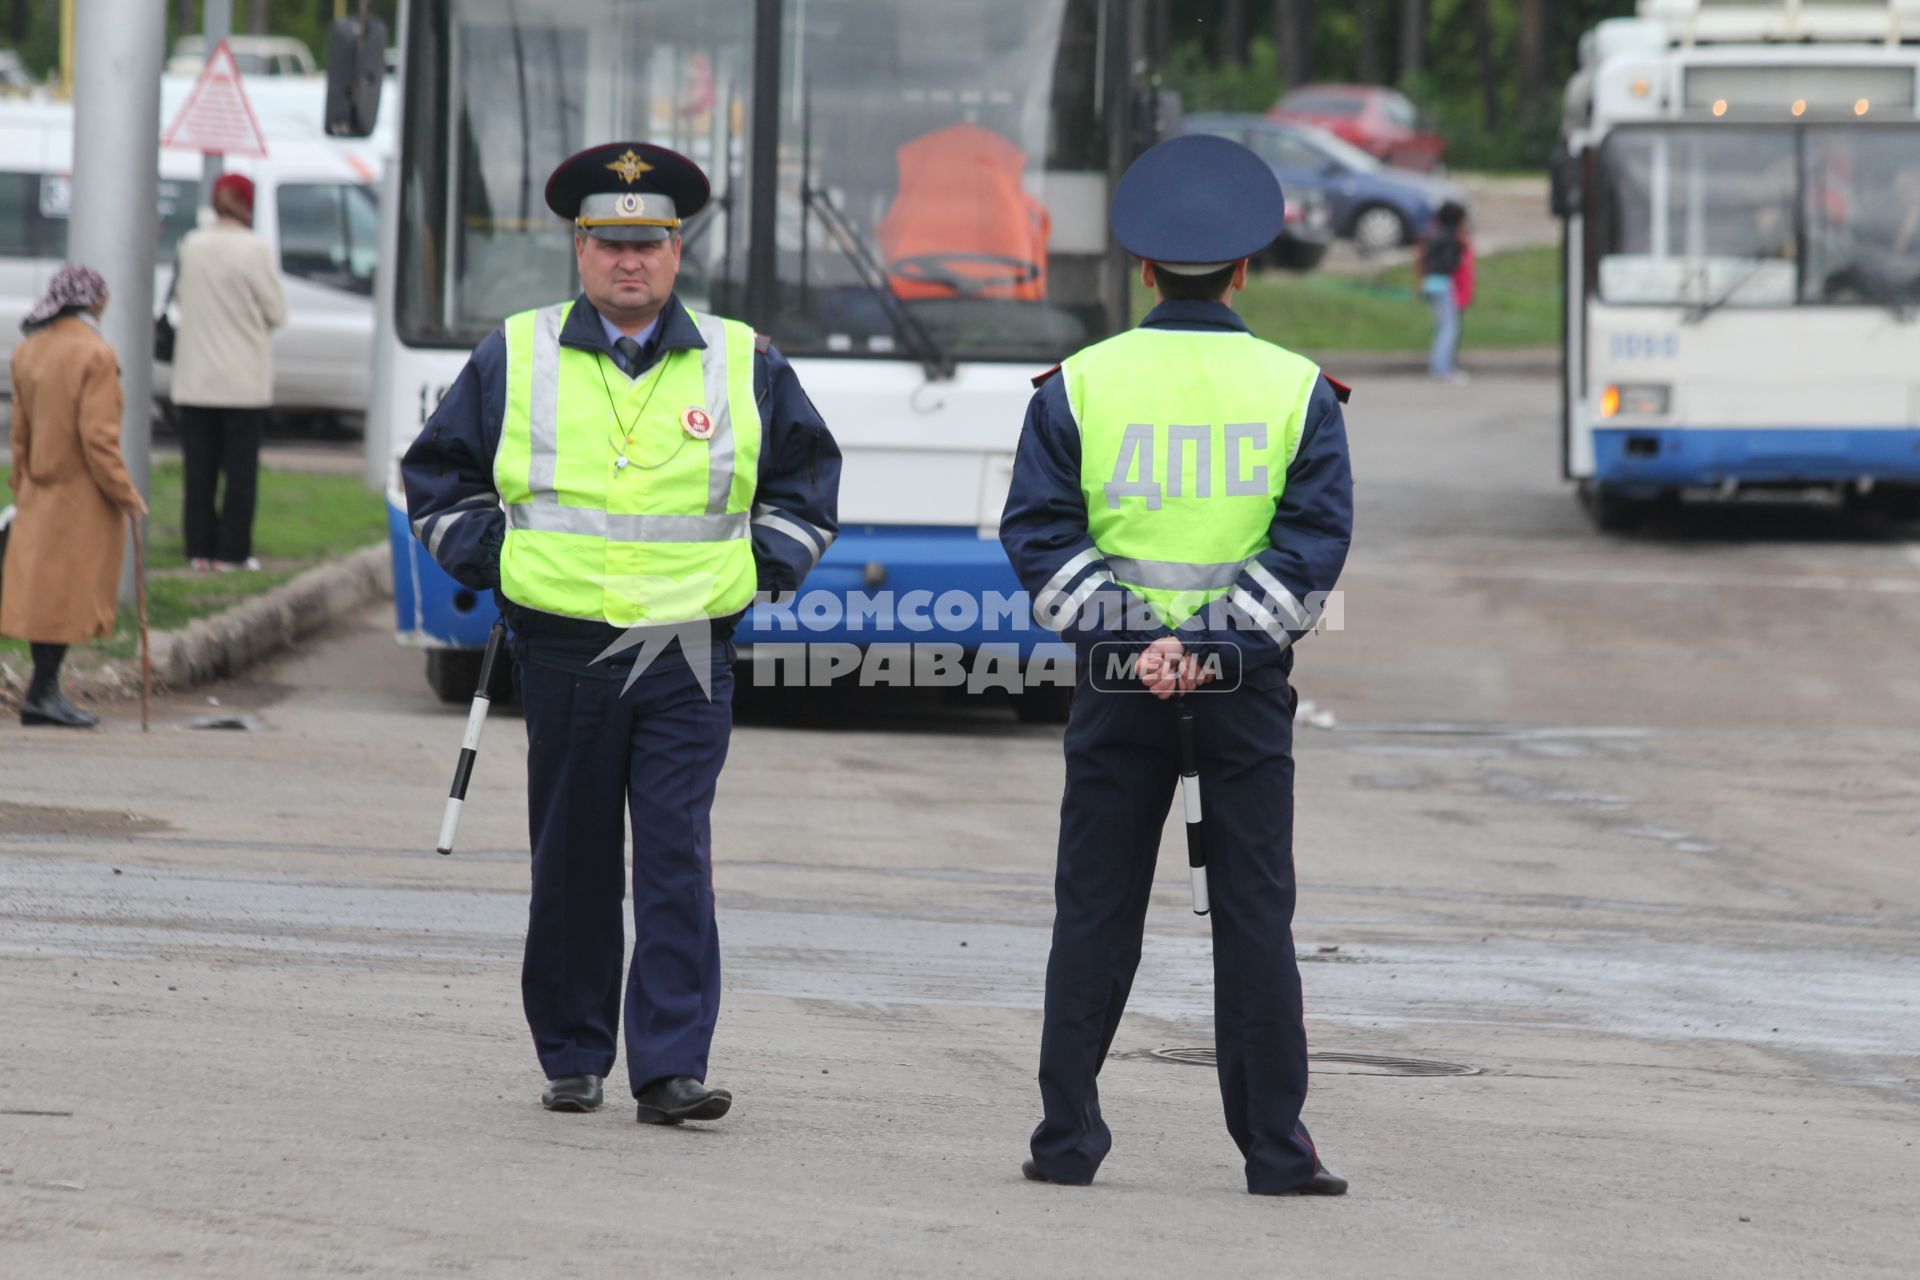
left=160, top=0, right=399, bottom=69
left=3, top=0, right=59, bottom=79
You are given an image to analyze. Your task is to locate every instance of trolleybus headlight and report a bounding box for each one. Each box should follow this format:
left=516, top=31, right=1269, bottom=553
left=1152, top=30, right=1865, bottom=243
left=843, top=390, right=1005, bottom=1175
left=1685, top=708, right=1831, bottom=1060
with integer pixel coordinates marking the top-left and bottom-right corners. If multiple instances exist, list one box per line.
left=1601, top=383, right=1670, bottom=417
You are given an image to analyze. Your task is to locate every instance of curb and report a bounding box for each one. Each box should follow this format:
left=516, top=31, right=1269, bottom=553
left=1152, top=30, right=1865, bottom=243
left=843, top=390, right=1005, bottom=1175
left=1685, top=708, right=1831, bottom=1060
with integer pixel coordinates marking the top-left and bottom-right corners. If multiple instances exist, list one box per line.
left=152, top=542, right=392, bottom=690
left=1306, top=347, right=1561, bottom=377
left=2, top=543, right=392, bottom=706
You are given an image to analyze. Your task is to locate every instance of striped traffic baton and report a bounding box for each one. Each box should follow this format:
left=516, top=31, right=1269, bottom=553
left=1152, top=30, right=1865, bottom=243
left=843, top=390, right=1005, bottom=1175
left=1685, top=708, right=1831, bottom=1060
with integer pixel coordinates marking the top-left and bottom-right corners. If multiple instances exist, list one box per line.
left=435, top=620, right=508, bottom=855
left=1176, top=694, right=1209, bottom=915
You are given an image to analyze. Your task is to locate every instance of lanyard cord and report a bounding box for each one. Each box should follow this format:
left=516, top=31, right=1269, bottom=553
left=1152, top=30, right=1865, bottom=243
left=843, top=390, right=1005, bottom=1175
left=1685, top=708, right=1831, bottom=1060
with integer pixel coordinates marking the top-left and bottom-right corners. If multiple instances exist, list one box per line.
left=594, top=347, right=687, bottom=471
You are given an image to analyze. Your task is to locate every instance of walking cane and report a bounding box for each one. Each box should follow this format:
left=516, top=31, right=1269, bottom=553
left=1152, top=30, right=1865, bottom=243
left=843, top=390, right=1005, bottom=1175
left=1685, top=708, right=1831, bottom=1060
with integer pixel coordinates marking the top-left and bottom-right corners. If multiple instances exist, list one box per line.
left=435, top=619, right=508, bottom=855
left=1176, top=694, right=1208, bottom=916
left=130, top=513, right=150, bottom=733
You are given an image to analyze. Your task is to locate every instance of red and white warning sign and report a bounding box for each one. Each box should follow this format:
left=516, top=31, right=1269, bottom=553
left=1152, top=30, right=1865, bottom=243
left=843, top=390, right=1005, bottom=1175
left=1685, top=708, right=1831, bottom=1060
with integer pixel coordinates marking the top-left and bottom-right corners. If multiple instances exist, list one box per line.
left=162, top=39, right=268, bottom=157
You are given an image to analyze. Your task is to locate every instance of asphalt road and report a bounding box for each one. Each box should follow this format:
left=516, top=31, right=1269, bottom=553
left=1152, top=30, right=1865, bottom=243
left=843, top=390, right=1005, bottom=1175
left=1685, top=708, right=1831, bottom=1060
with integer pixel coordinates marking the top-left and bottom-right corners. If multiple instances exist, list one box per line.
left=2, top=373, right=1916, bottom=1277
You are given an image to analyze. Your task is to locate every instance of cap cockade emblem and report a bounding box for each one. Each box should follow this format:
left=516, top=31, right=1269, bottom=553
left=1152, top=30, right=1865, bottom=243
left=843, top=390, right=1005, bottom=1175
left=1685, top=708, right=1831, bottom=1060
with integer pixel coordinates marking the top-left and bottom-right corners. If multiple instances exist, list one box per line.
left=606, top=148, right=653, bottom=185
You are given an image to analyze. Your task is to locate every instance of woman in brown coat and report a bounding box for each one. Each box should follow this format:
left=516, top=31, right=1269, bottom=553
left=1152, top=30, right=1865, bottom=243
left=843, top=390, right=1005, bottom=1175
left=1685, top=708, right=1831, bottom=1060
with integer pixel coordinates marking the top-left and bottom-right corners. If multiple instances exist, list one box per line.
left=2, top=263, right=147, bottom=728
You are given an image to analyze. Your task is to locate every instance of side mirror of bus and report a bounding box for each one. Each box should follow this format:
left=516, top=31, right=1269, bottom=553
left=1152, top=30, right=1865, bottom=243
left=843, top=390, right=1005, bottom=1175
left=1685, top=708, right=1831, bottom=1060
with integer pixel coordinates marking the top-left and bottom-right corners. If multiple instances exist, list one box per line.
left=1549, top=146, right=1582, bottom=218
left=324, top=16, right=387, bottom=139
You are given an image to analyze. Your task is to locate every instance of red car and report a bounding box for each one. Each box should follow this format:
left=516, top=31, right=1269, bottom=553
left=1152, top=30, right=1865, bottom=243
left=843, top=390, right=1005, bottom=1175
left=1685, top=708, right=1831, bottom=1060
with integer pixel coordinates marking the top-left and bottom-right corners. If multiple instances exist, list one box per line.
left=1269, top=85, right=1446, bottom=172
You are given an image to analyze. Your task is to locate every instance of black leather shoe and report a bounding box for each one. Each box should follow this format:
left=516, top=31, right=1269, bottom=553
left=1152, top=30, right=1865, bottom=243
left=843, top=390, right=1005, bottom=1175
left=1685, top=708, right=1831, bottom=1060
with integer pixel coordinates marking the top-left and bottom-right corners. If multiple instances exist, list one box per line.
left=634, top=1075, right=731, bottom=1125
left=1254, top=1165, right=1349, bottom=1197
left=19, top=687, right=98, bottom=728
left=541, top=1074, right=603, bottom=1112
left=1021, top=1159, right=1092, bottom=1186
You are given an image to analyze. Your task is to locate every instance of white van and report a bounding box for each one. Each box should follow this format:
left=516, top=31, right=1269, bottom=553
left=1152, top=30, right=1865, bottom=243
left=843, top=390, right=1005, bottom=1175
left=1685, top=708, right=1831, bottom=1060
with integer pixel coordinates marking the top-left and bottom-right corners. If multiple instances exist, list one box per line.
left=168, top=36, right=319, bottom=78
left=0, top=82, right=389, bottom=425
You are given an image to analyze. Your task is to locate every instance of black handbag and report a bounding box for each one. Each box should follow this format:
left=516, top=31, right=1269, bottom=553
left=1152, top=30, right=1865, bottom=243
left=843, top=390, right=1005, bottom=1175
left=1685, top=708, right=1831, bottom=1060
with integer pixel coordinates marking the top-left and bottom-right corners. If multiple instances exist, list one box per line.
left=154, top=263, right=177, bottom=363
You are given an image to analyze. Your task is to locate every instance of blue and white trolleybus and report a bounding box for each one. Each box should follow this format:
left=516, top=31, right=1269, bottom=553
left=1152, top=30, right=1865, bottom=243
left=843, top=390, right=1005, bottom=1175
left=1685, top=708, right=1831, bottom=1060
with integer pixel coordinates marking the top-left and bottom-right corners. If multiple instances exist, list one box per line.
left=333, top=0, right=1149, bottom=705
left=1555, top=0, right=1920, bottom=528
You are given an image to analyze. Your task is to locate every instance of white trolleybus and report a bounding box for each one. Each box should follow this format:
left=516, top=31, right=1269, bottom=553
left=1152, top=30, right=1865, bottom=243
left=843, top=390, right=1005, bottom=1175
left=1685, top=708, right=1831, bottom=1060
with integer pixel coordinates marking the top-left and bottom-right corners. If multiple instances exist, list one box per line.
left=326, top=0, right=1149, bottom=708
left=1554, top=0, right=1920, bottom=530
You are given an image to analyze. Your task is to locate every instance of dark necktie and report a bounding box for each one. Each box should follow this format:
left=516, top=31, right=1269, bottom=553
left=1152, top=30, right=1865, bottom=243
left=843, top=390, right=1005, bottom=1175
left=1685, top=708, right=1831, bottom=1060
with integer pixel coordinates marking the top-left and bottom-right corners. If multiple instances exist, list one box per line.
left=615, top=336, right=644, bottom=376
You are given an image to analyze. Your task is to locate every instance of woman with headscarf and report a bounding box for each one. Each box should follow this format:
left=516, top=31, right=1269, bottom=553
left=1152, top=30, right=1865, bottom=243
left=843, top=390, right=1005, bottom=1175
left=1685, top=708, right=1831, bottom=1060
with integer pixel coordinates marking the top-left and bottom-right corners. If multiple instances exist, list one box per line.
left=1, top=263, right=147, bottom=728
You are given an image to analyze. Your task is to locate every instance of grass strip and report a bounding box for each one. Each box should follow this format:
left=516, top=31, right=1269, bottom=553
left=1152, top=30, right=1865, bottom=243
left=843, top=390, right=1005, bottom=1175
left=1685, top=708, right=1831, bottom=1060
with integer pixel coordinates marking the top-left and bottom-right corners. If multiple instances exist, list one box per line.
left=1140, top=246, right=1563, bottom=352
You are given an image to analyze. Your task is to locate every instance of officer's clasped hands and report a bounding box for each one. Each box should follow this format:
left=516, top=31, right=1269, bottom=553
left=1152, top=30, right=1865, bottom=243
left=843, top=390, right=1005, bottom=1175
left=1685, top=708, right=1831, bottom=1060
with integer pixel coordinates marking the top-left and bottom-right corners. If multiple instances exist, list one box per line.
left=1138, top=635, right=1215, bottom=699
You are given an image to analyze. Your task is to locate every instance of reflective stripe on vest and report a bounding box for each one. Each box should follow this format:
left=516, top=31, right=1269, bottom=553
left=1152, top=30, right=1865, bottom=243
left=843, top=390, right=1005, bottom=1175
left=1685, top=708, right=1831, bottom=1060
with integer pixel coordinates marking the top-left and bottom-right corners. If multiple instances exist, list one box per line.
left=494, top=301, right=762, bottom=627
left=1064, top=327, right=1319, bottom=627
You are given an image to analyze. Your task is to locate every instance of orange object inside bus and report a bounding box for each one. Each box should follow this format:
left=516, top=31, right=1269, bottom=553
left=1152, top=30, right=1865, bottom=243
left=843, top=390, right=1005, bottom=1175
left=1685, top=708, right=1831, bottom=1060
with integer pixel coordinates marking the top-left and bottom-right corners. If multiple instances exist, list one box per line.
left=877, top=123, right=1051, bottom=302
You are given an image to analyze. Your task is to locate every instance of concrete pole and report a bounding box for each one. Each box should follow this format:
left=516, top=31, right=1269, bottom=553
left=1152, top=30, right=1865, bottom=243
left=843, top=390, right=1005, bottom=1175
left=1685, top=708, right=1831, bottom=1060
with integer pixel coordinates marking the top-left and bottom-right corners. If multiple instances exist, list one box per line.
left=202, top=0, right=235, bottom=203
left=69, top=0, right=165, bottom=602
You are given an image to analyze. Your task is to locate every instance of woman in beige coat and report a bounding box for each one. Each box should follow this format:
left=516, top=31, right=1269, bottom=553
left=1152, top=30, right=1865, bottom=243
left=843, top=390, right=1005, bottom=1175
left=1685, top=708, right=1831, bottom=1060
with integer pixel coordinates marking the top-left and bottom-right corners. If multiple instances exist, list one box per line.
left=171, top=172, right=285, bottom=572
left=1, top=263, right=147, bottom=728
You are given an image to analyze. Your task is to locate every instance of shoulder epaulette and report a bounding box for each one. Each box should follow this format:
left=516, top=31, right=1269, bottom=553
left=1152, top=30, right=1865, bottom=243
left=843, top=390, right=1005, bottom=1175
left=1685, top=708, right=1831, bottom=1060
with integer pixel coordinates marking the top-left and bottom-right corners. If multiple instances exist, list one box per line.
left=1031, top=364, right=1062, bottom=389
left=1324, top=373, right=1352, bottom=404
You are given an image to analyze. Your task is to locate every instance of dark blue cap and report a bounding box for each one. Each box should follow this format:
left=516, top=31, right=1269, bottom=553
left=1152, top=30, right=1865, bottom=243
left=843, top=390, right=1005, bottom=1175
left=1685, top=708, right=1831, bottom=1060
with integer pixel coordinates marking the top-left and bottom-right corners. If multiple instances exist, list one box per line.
left=545, top=142, right=711, bottom=242
left=1110, top=134, right=1285, bottom=272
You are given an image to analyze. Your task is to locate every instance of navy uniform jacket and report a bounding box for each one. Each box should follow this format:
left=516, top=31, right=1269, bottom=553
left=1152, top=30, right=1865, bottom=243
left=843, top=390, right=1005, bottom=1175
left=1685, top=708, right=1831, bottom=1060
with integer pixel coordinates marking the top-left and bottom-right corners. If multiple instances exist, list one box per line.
left=401, top=293, right=842, bottom=671
left=999, top=299, right=1353, bottom=679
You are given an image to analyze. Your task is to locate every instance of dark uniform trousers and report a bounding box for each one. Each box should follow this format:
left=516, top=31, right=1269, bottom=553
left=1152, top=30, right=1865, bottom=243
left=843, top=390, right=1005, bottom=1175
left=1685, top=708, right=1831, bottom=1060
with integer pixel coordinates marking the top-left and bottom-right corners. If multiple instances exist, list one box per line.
left=516, top=650, right=733, bottom=1096
left=1032, top=669, right=1320, bottom=1193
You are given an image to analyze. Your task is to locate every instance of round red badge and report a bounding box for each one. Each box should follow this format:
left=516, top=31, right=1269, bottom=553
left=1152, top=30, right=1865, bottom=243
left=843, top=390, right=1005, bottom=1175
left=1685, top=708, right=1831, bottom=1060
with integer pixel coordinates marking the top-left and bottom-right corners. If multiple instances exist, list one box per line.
left=682, top=407, right=714, bottom=439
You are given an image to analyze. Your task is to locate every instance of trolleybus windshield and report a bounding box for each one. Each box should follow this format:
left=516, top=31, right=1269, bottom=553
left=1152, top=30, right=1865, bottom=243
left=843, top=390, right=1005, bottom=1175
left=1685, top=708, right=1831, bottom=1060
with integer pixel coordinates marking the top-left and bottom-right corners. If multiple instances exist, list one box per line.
left=395, top=0, right=1123, bottom=361
left=396, top=0, right=753, bottom=346
left=1594, top=124, right=1920, bottom=309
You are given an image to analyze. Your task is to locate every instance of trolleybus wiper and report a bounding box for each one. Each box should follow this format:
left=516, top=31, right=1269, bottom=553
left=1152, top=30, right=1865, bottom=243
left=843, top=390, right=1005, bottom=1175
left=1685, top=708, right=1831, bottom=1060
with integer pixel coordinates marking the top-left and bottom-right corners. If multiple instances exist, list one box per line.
left=799, top=180, right=956, bottom=382
left=787, top=74, right=952, bottom=379
left=1682, top=257, right=1774, bottom=324
left=791, top=75, right=953, bottom=383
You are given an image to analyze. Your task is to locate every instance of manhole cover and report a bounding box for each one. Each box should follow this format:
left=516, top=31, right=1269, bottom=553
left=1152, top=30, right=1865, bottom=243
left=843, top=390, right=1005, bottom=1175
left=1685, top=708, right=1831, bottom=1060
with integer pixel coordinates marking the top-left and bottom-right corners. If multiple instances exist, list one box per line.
left=1145, top=1048, right=1480, bottom=1077
left=187, top=713, right=267, bottom=731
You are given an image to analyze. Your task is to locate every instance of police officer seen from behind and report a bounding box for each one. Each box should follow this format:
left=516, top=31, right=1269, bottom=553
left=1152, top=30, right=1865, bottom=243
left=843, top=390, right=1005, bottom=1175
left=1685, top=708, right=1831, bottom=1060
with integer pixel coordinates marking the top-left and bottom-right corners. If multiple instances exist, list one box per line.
left=1000, top=135, right=1354, bottom=1196
left=403, top=143, right=840, bottom=1124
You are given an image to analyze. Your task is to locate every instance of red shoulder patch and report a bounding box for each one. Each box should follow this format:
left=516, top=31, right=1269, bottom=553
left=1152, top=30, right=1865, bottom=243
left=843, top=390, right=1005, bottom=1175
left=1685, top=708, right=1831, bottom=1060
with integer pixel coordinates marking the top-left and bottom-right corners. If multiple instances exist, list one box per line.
left=1031, top=364, right=1063, bottom=389
left=1324, top=373, right=1352, bottom=404
left=753, top=332, right=772, bottom=356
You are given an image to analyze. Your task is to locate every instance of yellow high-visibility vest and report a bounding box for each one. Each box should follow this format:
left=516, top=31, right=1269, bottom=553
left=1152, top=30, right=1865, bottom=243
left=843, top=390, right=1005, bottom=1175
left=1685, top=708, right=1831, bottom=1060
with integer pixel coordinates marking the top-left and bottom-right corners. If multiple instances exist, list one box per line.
left=1064, top=326, right=1320, bottom=627
left=493, top=302, right=762, bottom=627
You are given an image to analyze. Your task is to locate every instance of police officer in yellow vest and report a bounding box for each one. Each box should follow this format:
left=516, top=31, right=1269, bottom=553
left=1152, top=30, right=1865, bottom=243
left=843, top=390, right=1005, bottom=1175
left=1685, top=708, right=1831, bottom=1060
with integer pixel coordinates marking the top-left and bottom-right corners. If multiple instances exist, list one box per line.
left=1000, top=135, right=1353, bottom=1195
left=402, top=143, right=841, bottom=1124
